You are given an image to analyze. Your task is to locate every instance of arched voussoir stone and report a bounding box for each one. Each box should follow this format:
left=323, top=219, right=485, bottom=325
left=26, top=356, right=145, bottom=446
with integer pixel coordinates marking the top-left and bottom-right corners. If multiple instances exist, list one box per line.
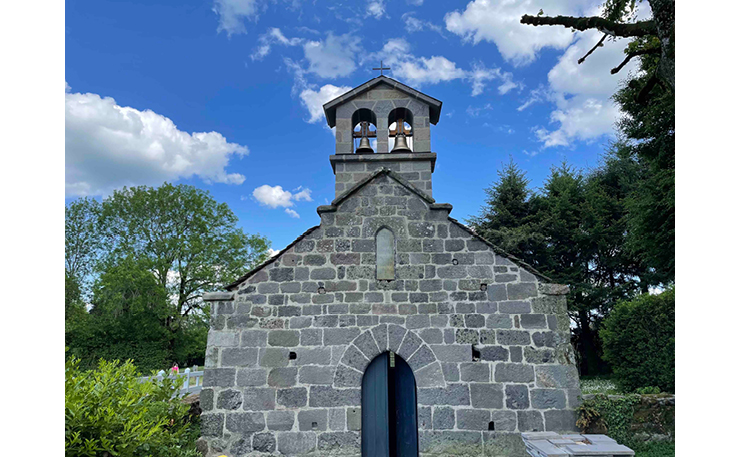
left=341, top=344, right=371, bottom=373
left=353, top=329, right=381, bottom=360
left=334, top=364, right=363, bottom=388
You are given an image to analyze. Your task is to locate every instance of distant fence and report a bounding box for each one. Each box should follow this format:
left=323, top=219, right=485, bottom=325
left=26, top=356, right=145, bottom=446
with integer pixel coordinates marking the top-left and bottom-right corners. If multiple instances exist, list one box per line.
left=139, top=367, right=204, bottom=397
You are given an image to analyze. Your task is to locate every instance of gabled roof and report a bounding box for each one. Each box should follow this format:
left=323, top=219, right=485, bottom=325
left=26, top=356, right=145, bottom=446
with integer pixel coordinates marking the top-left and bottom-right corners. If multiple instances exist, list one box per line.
left=323, top=75, right=443, bottom=128
left=225, top=168, right=550, bottom=291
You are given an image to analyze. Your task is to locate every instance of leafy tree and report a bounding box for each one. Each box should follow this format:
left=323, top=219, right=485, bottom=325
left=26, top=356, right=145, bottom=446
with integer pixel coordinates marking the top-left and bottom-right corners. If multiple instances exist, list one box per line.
left=521, top=0, right=675, bottom=284
left=65, top=197, right=103, bottom=297
left=100, top=183, right=270, bottom=332
left=467, top=158, right=546, bottom=268
left=65, top=183, right=271, bottom=370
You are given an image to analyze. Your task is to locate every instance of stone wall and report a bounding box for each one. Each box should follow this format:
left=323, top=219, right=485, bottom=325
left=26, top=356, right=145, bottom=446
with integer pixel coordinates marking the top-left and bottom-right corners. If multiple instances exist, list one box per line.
left=579, top=394, right=675, bottom=443
left=331, top=153, right=435, bottom=198
left=199, top=170, right=580, bottom=457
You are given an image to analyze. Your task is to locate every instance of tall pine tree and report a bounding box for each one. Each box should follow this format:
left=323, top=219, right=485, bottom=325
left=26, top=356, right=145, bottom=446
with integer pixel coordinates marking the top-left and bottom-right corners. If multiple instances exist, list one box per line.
left=467, top=158, right=546, bottom=268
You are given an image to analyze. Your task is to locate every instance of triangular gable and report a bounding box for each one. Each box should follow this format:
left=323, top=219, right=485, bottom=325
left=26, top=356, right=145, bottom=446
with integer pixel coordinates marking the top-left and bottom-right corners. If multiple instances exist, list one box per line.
left=323, top=75, right=443, bottom=127
left=226, top=169, right=551, bottom=291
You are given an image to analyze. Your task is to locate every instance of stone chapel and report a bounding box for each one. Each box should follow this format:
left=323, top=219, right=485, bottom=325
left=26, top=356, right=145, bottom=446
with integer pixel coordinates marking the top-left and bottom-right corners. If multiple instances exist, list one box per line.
left=198, top=76, right=581, bottom=457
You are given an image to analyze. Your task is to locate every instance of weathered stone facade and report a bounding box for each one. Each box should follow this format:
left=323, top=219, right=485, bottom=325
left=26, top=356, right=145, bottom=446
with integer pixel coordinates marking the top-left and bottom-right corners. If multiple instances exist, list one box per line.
left=199, top=78, right=580, bottom=457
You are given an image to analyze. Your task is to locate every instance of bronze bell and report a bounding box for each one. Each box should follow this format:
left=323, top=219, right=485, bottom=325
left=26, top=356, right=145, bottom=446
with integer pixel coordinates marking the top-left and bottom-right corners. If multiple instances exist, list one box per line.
left=356, top=135, right=374, bottom=154
left=391, top=132, right=411, bottom=152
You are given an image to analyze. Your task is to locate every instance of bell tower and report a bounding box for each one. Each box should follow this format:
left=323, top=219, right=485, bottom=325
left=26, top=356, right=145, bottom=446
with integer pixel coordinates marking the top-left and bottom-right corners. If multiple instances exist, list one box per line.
left=322, top=75, right=443, bottom=198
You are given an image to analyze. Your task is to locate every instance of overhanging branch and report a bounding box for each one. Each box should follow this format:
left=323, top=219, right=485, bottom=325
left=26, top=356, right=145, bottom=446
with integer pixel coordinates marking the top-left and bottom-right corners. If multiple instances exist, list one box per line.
left=611, top=48, right=661, bottom=74
left=579, top=34, right=607, bottom=64
left=521, top=14, right=657, bottom=38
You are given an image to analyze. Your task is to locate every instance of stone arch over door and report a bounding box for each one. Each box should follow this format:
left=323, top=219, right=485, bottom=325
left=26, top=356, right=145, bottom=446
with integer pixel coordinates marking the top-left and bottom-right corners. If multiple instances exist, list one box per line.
left=333, top=324, right=445, bottom=389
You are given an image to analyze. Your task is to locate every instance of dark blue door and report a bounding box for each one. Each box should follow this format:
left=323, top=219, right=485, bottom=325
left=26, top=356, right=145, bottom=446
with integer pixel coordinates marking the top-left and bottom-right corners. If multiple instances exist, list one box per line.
left=362, top=352, right=419, bottom=457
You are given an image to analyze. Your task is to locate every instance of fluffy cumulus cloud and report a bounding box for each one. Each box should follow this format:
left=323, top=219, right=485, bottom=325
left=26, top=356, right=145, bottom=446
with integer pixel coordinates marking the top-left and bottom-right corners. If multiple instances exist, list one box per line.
left=251, top=184, right=312, bottom=217
left=533, top=30, right=640, bottom=148
left=251, top=27, right=303, bottom=60
left=444, top=0, right=596, bottom=66
left=303, top=32, right=361, bottom=78
left=366, top=1, right=386, bottom=19
left=65, top=88, right=247, bottom=197
left=372, top=39, right=520, bottom=97
left=212, top=0, right=262, bottom=36
left=299, top=84, right=352, bottom=124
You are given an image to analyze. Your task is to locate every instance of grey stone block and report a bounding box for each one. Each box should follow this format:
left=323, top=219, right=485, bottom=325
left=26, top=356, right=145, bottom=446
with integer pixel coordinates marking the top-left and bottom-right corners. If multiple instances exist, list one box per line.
left=460, top=363, right=489, bottom=382
left=433, top=406, right=455, bottom=429
left=328, top=408, right=345, bottom=431
left=397, top=330, right=423, bottom=360
left=241, top=388, right=275, bottom=412
left=298, top=409, right=328, bottom=431
left=496, top=330, right=531, bottom=346
left=535, top=365, right=580, bottom=388
left=418, top=384, right=470, bottom=406
left=419, top=431, right=482, bottom=454
left=221, top=348, right=258, bottom=367
left=236, top=368, right=267, bottom=386
left=203, top=368, right=235, bottom=387
left=201, top=413, right=223, bottom=437
left=216, top=389, right=243, bottom=410
left=431, top=344, right=472, bottom=362
left=334, top=364, right=363, bottom=388
left=441, top=362, right=460, bottom=382
left=200, top=388, right=214, bottom=411
left=457, top=409, right=491, bottom=430
left=317, top=431, right=361, bottom=452
left=277, top=432, right=317, bottom=454
left=300, top=328, right=323, bottom=346
left=353, top=330, right=380, bottom=359
left=309, top=386, right=361, bottom=407
left=521, top=313, right=547, bottom=329
left=479, top=345, right=509, bottom=362
left=277, top=387, right=308, bottom=408
left=225, top=412, right=265, bottom=433
left=456, top=328, right=479, bottom=344
left=498, top=300, right=532, bottom=314
left=241, top=330, right=268, bottom=347
left=470, top=383, right=503, bottom=409
left=266, top=410, right=294, bottom=431
left=259, top=348, right=289, bottom=367
left=517, top=410, right=545, bottom=432
left=508, top=282, right=537, bottom=300
left=544, top=410, right=577, bottom=432
left=252, top=432, right=276, bottom=453
left=486, top=314, right=513, bottom=329
left=300, top=365, right=334, bottom=385
left=267, top=367, right=297, bottom=387
left=531, top=389, right=567, bottom=409
left=495, top=363, right=535, bottom=383
left=524, top=347, right=556, bottom=364
left=505, top=384, right=530, bottom=409
left=388, top=324, right=407, bottom=352
left=324, top=327, right=361, bottom=345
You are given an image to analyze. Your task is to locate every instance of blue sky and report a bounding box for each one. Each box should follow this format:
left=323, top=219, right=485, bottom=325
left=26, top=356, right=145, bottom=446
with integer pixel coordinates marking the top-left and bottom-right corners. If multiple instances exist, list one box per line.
left=65, top=0, right=649, bottom=251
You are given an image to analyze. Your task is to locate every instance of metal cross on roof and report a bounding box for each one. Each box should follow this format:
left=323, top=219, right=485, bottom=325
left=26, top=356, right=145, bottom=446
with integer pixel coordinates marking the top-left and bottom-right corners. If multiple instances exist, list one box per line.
left=373, top=60, right=390, bottom=76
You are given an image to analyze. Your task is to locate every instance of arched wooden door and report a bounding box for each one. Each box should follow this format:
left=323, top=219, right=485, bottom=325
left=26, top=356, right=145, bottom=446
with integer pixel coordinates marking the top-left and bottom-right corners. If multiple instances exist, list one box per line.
left=361, top=352, right=419, bottom=457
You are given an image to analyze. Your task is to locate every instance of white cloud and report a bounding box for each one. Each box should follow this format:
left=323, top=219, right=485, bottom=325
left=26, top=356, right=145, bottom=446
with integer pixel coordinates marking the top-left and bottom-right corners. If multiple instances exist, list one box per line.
left=402, top=13, right=444, bottom=35
left=444, top=0, right=596, bottom=66
left=366, top=1, right=386, bottom=19
left=268, top=248, right=280, bottom=257
left=252, top=184, right=313, bottom=208
left=407, top=0, right=424, bottom=5
left=299, top=84, right=352, bottom=123
left=213, top=0, right=262, bottom=36
left=304, top=33, right=361, bottom=78
left=65, top=88, right=247, bottom=197
left=251, top=27, right=303, bottom=60
left=285, top=208, right=300, bottom=218
left=372, top=39, right=521, bottom=97
left=517, top=84, right=550, bottom=111
left=534, top=30, right=639, bottom=148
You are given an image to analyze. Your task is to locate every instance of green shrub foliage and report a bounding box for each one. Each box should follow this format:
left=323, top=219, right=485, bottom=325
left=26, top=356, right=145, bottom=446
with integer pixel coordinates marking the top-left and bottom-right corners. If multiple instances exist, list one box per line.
left=601, top=287, right=675, bottom=392
left=65, top=357, right=200, bottom=457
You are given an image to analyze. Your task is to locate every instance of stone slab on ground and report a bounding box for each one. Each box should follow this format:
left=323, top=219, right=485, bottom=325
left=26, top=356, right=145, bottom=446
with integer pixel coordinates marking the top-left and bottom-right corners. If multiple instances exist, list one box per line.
left=522, top=433, right=634, bottom=457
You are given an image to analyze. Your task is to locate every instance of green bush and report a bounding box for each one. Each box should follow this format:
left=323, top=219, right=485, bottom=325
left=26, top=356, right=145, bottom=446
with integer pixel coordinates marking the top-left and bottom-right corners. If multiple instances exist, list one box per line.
left=65, top=356, right=200, bottom=457
left=600, top=287, right=674, bottom=393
